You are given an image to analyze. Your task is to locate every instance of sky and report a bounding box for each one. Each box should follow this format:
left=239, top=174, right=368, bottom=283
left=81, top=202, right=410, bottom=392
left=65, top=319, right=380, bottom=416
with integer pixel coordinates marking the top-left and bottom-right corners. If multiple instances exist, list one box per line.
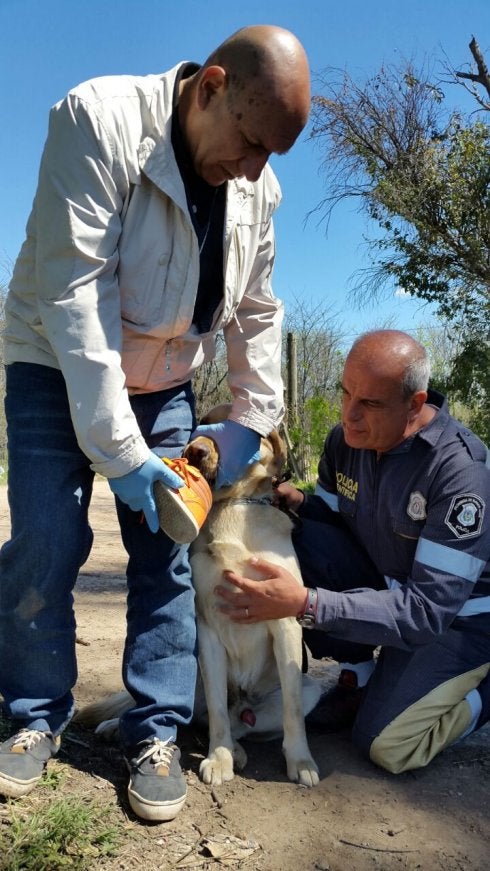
left=1, top=0, right=489, bottom=346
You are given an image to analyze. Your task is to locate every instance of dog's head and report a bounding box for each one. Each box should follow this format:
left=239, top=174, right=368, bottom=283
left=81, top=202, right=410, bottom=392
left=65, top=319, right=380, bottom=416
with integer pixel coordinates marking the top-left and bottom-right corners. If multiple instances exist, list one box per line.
left=183, top=404, right=287, bottom=500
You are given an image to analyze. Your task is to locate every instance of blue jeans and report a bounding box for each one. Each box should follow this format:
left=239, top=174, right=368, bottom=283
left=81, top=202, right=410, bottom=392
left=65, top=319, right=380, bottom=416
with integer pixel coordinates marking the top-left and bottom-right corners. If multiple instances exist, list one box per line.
left=0, top=363, right=197, bottom=748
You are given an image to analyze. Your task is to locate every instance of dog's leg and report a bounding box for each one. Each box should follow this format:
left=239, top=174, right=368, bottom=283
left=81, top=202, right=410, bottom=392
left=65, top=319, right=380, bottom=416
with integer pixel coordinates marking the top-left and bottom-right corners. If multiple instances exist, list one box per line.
left=198, top=621, right=245, bottom=785
left=270, top=620, right=319, bottom=787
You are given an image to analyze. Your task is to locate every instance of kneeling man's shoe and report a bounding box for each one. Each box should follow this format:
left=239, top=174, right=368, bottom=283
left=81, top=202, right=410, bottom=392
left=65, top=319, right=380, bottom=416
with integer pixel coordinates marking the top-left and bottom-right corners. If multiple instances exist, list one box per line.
left=126, top=738, right=187, bottom=822
left=305, top=669, right=363, bottom=733
left=0, top=729, right=61, bottom=798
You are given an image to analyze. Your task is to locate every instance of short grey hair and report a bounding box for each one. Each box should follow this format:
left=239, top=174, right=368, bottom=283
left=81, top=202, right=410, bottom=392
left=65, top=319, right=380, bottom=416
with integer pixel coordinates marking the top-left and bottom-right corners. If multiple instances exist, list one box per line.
left=350, top=329, right=431, bottom=399
left=401, top=353, right=431, bottom=399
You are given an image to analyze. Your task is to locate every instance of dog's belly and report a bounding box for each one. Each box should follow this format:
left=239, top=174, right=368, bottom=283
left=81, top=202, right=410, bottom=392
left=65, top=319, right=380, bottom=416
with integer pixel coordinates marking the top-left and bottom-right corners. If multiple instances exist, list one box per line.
left=214, top=618, right=280, bottom=698
left=191, top=510, right=303, bottom=702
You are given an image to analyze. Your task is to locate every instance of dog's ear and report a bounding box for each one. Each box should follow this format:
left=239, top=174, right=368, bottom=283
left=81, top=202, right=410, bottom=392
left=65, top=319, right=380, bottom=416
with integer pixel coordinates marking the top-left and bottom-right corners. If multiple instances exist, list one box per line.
left=267, top=429, right=288, bottom=471
left=199, top=403, right=233, bottom=425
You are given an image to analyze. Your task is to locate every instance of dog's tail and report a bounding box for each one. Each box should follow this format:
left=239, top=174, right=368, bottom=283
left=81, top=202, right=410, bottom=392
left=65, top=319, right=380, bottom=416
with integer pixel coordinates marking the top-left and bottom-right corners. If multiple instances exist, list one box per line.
left=73, top=689, right=133, bottom=729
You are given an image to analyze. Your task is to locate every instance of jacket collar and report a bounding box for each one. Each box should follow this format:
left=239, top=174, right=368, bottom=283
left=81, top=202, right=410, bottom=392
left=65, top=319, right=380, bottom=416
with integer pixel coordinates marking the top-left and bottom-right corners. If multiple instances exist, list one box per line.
left=387, top=389, right=449, bottom=455
left=136, top=63, right=257, bottom=213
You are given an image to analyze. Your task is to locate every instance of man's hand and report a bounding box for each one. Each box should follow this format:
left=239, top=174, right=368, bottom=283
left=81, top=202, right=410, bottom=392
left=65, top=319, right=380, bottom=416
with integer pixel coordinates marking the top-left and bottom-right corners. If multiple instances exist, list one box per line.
left=190, top=420, right=260, bottom=489
left=108, top=453, right=183, bottom=533
left=215, top=557, right=308, bottom=623
left=273, top=481, right=305, bottom=513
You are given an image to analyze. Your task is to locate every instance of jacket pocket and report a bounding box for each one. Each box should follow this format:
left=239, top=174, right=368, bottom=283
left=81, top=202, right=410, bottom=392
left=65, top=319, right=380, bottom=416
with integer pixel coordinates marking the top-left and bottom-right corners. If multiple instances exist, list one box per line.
left=117, top=179, right=194, bottom=330
left=391, top=517, right=423, bottom=541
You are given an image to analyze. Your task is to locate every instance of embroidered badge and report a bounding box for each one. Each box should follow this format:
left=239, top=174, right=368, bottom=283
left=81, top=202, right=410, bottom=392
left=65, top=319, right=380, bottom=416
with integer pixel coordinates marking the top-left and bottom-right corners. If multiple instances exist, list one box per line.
left=407, top=491, right=427, bottom=521
left=445, top=493, right=485, bottom=538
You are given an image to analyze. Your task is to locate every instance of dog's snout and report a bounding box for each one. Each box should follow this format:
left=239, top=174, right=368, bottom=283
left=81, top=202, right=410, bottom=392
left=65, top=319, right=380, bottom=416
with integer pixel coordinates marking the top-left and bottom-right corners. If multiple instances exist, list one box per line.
left=184, top=436, right=219, bottom=484
left=187, top=443, right=209, bottom=464
left=184, top=439, right=211, bottom=467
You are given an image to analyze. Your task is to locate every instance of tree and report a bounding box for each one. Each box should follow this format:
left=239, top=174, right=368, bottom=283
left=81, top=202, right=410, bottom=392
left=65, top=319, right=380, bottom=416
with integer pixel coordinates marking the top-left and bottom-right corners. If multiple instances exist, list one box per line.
left=191, top=332, right=232, bottom=420
left=311, top=38, right=490, bottom=442
left=283, top=296, right=345, bottom=479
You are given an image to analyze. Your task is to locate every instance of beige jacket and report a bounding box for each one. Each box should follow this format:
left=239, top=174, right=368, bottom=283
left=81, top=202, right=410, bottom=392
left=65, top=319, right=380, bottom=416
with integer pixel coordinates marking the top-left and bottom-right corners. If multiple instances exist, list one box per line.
left=5, top=64, right=285, bottom=477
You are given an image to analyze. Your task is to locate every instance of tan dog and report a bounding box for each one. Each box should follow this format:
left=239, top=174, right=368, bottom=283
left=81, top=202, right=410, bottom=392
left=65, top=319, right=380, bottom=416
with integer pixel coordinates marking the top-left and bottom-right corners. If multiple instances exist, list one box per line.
left=76, top=406, right=320, bottom=788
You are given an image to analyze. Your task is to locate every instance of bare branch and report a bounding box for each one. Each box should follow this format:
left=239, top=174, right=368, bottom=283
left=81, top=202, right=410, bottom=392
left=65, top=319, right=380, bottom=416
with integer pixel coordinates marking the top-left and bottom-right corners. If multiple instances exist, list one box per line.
left=454, top=36, right=490, bottom=110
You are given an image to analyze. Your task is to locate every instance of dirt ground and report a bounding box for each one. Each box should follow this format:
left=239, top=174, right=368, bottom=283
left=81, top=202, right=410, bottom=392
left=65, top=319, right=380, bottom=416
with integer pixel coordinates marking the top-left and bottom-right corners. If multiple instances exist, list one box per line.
left=1, top=479, right=489, bottom=870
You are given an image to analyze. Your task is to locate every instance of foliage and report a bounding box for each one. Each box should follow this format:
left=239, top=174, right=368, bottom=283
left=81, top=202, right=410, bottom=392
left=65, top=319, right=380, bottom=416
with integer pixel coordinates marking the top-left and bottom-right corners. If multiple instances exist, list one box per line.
left=289, top=394, right=340, bottom=480
left=415, top=322, right=489, bottom=443
left=1, top=796, right=122, bottom=871
left=282, top=296, right=344, bottom=478
left=310, top=41, right=490, bottom=441
left=446, top=334, right=490, bottom=444
left=192, top=331, right=232, bottom=421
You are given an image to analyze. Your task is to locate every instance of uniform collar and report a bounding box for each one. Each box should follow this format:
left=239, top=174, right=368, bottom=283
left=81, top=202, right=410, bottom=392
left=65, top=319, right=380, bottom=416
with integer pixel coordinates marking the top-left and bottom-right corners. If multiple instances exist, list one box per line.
left=386, top=389, right=449, bottom=455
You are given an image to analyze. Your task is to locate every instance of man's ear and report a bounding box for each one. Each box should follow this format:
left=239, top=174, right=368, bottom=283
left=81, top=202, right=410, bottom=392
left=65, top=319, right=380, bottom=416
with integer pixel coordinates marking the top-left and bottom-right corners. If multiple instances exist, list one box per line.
left=197, top=65, right=228, bottom=109
left=408, top=390, right=428, bottom=422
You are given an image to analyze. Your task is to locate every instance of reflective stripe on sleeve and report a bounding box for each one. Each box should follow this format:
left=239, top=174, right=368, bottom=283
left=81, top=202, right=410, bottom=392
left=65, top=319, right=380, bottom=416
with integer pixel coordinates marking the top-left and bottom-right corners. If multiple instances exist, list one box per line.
left=415, top=538, right=485, bottom=582
left=385, top=575, right=490, bottom=616
left=457, top=596, right=490, bottom=616
left=314, top=483, right=339, bottom=512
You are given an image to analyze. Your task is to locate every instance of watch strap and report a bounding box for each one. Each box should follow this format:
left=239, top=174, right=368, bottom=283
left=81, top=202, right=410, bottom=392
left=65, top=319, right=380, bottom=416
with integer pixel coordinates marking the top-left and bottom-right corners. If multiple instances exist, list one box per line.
left=296, top=587, right=318, bottom=626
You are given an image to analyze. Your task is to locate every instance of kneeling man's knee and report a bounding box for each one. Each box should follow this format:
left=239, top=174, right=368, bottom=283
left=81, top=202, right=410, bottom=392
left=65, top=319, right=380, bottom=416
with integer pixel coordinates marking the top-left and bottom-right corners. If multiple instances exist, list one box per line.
left=360, top=690, right=477, bottom=774
left=368, top=727, right=418, bottom=774
left=351, top=721, right=412, bottom=773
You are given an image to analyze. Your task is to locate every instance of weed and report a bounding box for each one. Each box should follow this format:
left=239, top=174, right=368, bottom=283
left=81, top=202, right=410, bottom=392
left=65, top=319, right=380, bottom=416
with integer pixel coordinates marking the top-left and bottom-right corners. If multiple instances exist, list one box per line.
left=0, top=795, right=123, bottom=870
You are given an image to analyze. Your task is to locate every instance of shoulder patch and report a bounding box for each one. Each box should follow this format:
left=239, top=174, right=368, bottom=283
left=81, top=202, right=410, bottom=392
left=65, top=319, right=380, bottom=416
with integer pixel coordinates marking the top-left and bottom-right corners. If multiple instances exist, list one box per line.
left=445, top=493, right=485, bottom=539
left=407, top=491, right=427, bottom=521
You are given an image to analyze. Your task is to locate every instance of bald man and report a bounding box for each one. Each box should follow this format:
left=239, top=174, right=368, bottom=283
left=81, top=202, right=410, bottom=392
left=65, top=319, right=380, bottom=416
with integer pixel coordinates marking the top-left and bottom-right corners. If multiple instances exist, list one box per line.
left=0, top=26, right=310, bottom=820
left=217, top=330, right=490, bottom=774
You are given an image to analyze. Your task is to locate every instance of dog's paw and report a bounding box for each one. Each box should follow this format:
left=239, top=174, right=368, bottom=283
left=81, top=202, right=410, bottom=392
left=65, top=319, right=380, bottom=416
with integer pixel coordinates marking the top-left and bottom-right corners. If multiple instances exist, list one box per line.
left=199, top=747, right=235, bottom=786
left=286, top=756, right=320, bottom=788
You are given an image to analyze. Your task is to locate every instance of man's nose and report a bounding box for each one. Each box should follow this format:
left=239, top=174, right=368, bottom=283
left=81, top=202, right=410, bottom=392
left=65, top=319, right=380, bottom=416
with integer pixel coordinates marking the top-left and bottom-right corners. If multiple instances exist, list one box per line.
left=239, top=152, right=269, bottom=182
left=344, top=399, right=362, bottom=421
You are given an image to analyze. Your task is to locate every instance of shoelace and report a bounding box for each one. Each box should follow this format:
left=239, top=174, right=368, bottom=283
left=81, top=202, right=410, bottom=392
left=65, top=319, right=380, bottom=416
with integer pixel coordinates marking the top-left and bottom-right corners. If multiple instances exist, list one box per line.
left=162, top=457, right=203, bottom=487
left=12, top=729, right=47, bottom=750
left=136, top=739, right=175, bottom=771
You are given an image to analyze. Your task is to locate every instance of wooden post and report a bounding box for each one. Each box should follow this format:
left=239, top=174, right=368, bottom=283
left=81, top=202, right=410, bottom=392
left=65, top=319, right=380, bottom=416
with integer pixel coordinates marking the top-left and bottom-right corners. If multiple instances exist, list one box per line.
left=285, top=332, right=303, bottom=478
left=286, top=332, right=298, bottom=425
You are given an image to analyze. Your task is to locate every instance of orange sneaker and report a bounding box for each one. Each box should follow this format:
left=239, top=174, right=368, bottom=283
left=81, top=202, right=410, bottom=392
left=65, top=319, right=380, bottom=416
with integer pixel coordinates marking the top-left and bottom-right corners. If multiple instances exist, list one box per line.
left=154, top=457, right=213, bottom=544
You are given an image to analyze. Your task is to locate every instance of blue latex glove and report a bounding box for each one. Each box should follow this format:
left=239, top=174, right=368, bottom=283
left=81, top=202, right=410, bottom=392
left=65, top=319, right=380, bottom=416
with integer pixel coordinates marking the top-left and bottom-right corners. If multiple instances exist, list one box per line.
left=108, top=453, right=184, bottom=533
left=190, top=420, right=261, bottom=490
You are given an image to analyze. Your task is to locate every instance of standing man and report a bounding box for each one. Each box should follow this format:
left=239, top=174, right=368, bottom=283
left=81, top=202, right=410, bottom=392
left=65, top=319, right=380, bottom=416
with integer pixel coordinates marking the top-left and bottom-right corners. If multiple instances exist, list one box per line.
left=217, top=330, right=490, bottom=773
left=0, top=26, right=310, bottom=821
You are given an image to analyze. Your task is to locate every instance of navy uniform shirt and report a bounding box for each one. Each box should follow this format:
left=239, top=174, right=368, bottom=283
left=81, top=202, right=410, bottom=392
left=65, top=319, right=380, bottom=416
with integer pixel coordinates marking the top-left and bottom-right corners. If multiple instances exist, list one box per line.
left=300, top=391, right=490, bottom=651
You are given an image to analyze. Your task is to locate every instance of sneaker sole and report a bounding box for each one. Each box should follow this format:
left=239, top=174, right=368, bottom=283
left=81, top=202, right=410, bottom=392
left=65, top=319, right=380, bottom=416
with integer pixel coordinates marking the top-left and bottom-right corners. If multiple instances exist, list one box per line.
left=154, top=483, right=200, bottom=544
left=127, top=785, right=187, bottom=822
left=0, top=770, right=42, bottom=798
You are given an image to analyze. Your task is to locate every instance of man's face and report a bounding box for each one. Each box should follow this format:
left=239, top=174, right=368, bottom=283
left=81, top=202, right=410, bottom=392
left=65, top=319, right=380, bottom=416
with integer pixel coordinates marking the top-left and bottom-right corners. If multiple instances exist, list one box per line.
left=340, top=355, right=416, bottom=453
left=185, top=70, right=303, bottom=186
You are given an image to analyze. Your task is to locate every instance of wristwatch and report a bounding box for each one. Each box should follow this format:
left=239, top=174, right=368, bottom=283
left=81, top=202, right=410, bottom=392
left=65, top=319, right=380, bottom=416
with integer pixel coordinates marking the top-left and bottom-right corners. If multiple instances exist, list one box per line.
left=296, top=588, right=318, bottom=627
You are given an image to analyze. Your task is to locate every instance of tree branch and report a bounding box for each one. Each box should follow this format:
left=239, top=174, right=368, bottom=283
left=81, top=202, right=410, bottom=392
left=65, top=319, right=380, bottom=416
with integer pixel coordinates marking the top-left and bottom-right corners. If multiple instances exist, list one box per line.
left=455, top=36, right=490, bottom=108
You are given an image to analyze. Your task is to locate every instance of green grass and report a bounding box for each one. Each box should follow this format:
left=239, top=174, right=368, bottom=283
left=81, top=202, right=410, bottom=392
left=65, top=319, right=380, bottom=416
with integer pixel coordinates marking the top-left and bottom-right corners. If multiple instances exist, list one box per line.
left=1, top=795, right=123, bottom=871
left=0, top=714, right=125, bottom=869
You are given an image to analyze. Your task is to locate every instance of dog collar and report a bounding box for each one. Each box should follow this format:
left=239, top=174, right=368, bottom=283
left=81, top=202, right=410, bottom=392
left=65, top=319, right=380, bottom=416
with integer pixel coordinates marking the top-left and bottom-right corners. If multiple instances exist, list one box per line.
left=231, top=496, right=274, bottom=506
